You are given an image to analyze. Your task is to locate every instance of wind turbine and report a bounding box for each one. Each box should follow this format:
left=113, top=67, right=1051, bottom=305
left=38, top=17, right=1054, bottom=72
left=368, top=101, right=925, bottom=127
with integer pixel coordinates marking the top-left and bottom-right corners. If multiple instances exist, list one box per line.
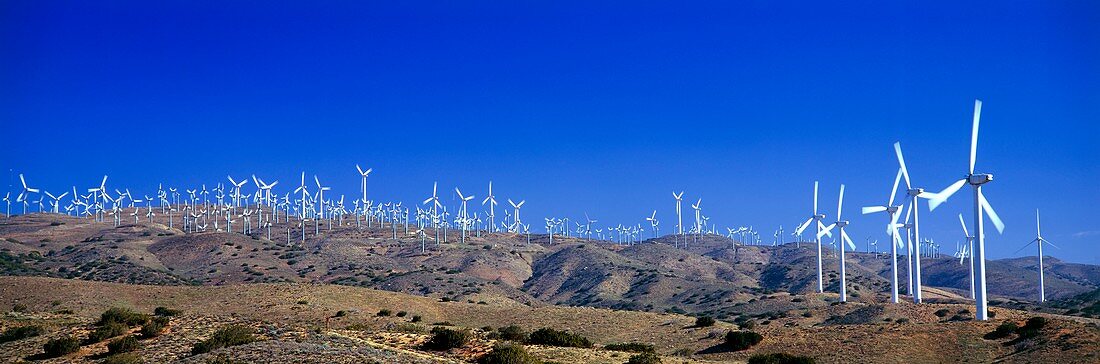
left=862, top=168, right=904, bottom=303
left=17, top=174, right=40, bottom=215
left=795, top=181, right=830, bottom=293
left=958, top=213, right=975, bottom=299
left=673, top=191, right=684, bottom=247
left=356, top=164, right=372, bottom=205
left=1015, top=209, right=1057, bottom=302
left=926, top=99, right=1005, bottom=321
left=645, top=210, right=659, bottom=239
left=482, top=181, right=497, bottom=233
left=892, top=141, right=939, bottom=303
left=227, top=175, right=248, bottom=208
left=818, top=184, right=856, bottom=302
left=455, top=187, right=474, bottom=244
left=46, top=191, right=70, bottom=214
left=294, top=172, right=309, bottom=220
left=423, top=182, right=443, bottom=241
left=314, top=175, right=331, bottom=218
left=508, top=198, right=525, bottom=229
left=691, top=198, right=702, bottom=245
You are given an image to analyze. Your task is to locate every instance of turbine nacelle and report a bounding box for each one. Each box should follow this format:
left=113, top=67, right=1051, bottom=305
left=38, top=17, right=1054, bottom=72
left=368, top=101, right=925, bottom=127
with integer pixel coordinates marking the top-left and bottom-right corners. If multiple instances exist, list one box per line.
left=906, top=188, right=924, bottom=196
left=968, top=173, right=993, bottom=185
left=836, top=221, right=849, bottom=228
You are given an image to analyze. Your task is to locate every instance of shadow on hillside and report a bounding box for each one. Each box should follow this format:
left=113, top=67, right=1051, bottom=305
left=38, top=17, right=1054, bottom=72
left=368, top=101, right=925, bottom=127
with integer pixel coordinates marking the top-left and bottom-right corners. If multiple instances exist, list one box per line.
left=695, top=343, right=733, bottom=354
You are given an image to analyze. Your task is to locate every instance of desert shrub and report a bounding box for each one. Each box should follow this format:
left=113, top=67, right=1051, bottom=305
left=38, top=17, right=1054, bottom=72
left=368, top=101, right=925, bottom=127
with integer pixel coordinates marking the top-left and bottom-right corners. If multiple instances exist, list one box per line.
left=672, top=348, right=693, bottom=356
left=411, top=315, right=423, bottom=323
left=396, top=311, right=408, bottom=317
left=627, top=352, right=662, bottom=364
left=107, top=335, right=142, bottom=354
left=1016, top=317, right=1048, bottom=339
left=191, top=325, right=256, bottom=355
left=423, top=327, right=471, bottom=351
left=333, top=310, right=347, bottom=318
left=103, top=353, right=143, bottom=364
left=0, top=325, right=45, bottom=343
left=748, top=352, right=816, bottom=364
left=497, top=325, right=528, bottom=341
left=99, top=307, right=149, bottom=327
left=42, top=335, right=81, bottom=358
left=141, top=316, right=169, bottom=338
left=204, top=354, right=246, bottom=364
left=154, top=307, right=182, bottom=317
left=377, top=309, right=393, bottom=317
left=984, top=321, right=1018, bottom=340
left=477, top=343, right=541, bottom=364
left=725, top=331, right=763, bottom=351
left=527, top=328, right=592, bottom=348
left=934, top=309, right=951, bottom=318
left=895, top=318, right=909, bottom=324
left=87, top=322, right=130, bottom=343
left=12, top=303, right=28, bottom=312
left=695, top=316, right=716, bottom=327
left=606, top=342, right=655, bottom=353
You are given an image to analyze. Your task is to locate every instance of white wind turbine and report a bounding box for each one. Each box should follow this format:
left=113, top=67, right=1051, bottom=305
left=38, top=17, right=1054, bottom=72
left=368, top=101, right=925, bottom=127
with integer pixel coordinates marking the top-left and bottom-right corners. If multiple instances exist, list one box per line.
left=862, top=168, right=904, bottom=303
left=227, top=175, right=248, bottom=208
left=314, top=175, right=331, bottom=218
left=893, top=141, right=938, bottom=303
left=294, top=172, right=309, bottom=220
left=1015, top=209, right=1057, bottom=302
left=508, top=198, right=525, bottom=230
left=926, top=99, right=1005, bottom=321
left=673, top=191, right=684, bottom=246
left=818, top=184, right=856, bottom=302
left=795, top=181, right=830, bottom=293
left=958, top=213, right=975, bottom=300
left=645, top=210, right=659, bottom=239
left=356, top=164, right=372, bottom=205
left=46, top=191, right=70, bottom=214
left=423, top=182, right=443, bottom=241
left=482, top=181, right=497, bottom=233
left=17, top=174, right=40, bottom=215
left=691, top=198, right=702, bottom=245
left=3, top=192, right=10, bottom=218
left=454, top=187, right=475, bottom=244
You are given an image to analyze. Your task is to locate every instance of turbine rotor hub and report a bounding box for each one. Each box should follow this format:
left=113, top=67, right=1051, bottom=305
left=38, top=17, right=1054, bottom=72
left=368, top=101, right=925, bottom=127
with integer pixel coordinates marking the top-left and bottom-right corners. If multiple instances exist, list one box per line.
left=969, top=173, right=993, bottom=185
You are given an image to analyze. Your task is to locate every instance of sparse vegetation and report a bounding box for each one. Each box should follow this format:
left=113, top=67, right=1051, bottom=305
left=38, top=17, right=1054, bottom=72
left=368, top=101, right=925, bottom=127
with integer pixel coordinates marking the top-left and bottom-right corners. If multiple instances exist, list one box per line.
left=934, top=308, right=951, bottom=317
left=103, top=353, right=143, bottom=364
left=0, top=325, right=45, bottom=343
left=605, top=342, right=656, bottom=353
left=1015, top=317, right=1048, bottom=340
left=99, top=307, right=150, bottom=327
left=107, top=335, right=142, bottom=354
left=496, top=325, right=528, bottom=341
left=154, top=306, right=182, bottom=316
left=985, top=321, right=1019, bottom=340
left=626, top=352, right=662, bottom=364
left=725, top=330, right=763, bottom=351
left=423, top=327, right=471, bottom=350
left=748, top=352, right=816, bottom=364
left=87, top=321, right=130, bottom=343
left=478, top=343, right=541, bottom=364
left=694, top=316, right=716, bottom=327
left=191, top=325, right=257, bottom=355
left=141, top=316, right=169, bottom=338
left=377, top=308, right=393, bottom=316
left=527, top=328, right=593, bottom=348
left=42, top=335, right=81, bottom=358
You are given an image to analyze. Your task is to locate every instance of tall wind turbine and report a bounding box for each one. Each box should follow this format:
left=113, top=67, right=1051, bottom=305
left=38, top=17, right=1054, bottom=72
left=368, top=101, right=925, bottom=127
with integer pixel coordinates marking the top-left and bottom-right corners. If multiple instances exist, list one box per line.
left=818, top=184, right=856, bottom=302
left=482, top=181, right=497, bottom=233
left=454, top=187, right=474, bottom=244
left=17, top=174, right=40, bottom=215
left=507, top=198, right=525, bottom=230
left=294, top=172, right=309, bottom=220
left=673, top=191, right=684, bottom=246
left=356, top=164, right=372, bottom=205
left=1016, top=209, right=1057, bottom=302
left=862, top=168, right=904, bottom=303
left=794, top=181, right=830, bottom=293
left=926, top=99, right=1005, bottom=321
left=894, top=141, right=937, bottom=303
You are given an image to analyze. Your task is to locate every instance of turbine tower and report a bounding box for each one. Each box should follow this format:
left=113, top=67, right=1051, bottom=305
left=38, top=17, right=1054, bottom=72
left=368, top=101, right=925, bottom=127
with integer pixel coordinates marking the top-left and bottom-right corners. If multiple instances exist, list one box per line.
left=672, top=191, right=684, bottom=246
left=1016, top=209, right=1057, bottom=302
left=927, top=99, right=1005, bottom=321
left=862, top=168, right=904, bottom=303
left=958, top=213, right=975, bottom=299
left=794, top=181, right=829, bottom=293
left=818, top=184, right=855, bottom=302
left=356, top=164, right=372, bottom=205
left=482, top=181, right=497, bottom=233
left=894, top=141, right=936, bottom=303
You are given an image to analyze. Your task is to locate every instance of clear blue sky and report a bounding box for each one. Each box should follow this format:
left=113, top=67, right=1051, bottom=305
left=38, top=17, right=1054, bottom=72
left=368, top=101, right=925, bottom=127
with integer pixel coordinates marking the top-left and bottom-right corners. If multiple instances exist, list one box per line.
left=2, top=2, right=1097, bottom=263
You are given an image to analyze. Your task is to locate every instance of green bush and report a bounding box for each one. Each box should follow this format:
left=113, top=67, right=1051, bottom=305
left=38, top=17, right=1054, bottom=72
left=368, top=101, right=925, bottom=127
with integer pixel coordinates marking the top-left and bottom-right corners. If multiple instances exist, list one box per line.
left=984, top=321, right=1019, bottom=340
left=423, top=327, right=471, bottom=351
left=411, top=315, right=423, bottom=323
left=527, top=328, right=593, bottom=348
left=141, top=316, right=169, bottom=338
left=497, top=325, right=528, bottom=342
left=725, top=331, right=763, bottom=351
left=103, top=353, right=143, bottom=364
left=0, top=325, right=45, bottom=343
left=934, top=309, right=951, bottom=318
left=377, top=309, right=393, bottom=317
left=627, top=352, right=662, bottom=364
left=695, top=316, right=716, bottom=327
left=107, top=335, right=142, bottom=354
left=87, top=322, right=130, bottom=344
left=42, top=335, right=81, bottom=358
left=1016, top=317, right=1048, bottom=339
left=154, top=307, right=182, bottom=317
left=605, top=342, right=656, bottom=353
left=99, top=307, right=149, bottom=327
left=477, top=343, right=541, bottom=364
left=748, top=352, right=816, bottom=364
left=191, top=325, right=257, bottom=355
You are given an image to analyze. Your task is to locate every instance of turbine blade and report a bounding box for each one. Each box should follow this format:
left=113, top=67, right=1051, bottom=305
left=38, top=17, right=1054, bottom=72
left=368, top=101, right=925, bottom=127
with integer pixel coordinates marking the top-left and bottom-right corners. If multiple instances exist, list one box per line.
left=818, top=221, right=833, bottom=238
left=842, top=231, right=856, bottom=250
left=862, top=206, right=887, bottom=215
left=978, top=190, right=1005, bottom=233
left=893, top=142, right=912, bottom=189
left=958, top=213, right=970, bottom=237
left=817, top=223, right=836, bottom=239
left=1013, top=239, right=1037, bottom=255
left=837, top=184, right=845, bottom=220
left=889, top=167, right=903, bottom=206
left=794, top=217, right=813, bottom=235
left=928, top=179, right=967, bottom=211
left=813, top=181, right=819, bottom=213
left=971, top=99, right=982, bottom=175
